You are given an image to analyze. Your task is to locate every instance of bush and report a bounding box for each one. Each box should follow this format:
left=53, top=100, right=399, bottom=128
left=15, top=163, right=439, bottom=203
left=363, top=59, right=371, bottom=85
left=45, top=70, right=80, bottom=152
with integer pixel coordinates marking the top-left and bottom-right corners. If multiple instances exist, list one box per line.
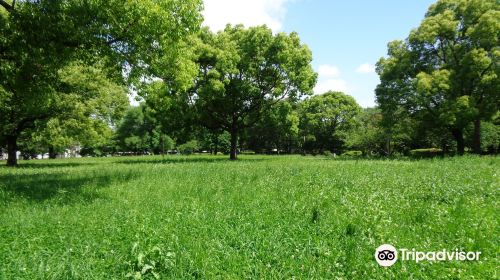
left=240, top=150, right=256, bottom=155
left=323, top=151, right=334, bottom=157
left=409, top=148, right=442, bottom=158
left=178, top=140, right=199, bottom=155
left=342, top=150, right=363, bottom=157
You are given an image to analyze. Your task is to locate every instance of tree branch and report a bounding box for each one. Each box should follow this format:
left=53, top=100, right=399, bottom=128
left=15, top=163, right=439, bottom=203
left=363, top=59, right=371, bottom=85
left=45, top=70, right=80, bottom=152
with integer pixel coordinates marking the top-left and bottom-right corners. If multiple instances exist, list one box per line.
left=106, top=18, right=139, bottom=45
left=0, top=0, right=13, bottom=12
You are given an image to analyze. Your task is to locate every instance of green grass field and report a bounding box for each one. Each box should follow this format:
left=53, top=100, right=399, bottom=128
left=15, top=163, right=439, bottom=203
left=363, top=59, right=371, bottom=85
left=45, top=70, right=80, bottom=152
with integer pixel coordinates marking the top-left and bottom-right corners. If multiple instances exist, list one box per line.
left=0, top=155, right=498, bottom=279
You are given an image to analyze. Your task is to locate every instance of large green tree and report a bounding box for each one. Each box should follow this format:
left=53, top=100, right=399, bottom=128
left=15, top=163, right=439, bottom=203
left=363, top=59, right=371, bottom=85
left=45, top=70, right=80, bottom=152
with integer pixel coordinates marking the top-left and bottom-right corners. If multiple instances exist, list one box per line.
left=346, top=108, right=387, bottom=155
left=244, top=100, right=300, bottom=154
left=299, top=91, right=361, bottom=154
left=0, top=0, right=202, bottom=165
left=114, top=104, right=173, bottom=155
left=188, top=25, right=317, bottom=160
left=376, top=0, right=499, bottom=155
left=30, top=62, right=129, bottom=158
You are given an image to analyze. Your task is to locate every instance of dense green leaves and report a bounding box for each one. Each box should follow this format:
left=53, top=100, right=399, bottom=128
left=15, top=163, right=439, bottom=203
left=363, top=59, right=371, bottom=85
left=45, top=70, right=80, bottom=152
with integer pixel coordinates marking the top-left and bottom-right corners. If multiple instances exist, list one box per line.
left=376, top=0, right=499, bottom=155
left=115, top=105, right=172, bottom=155
left=299, top=91, right=361, bottom=154
left=0, top=0, right=203, bottom=165
left=171, top=25, right=317, bottom=159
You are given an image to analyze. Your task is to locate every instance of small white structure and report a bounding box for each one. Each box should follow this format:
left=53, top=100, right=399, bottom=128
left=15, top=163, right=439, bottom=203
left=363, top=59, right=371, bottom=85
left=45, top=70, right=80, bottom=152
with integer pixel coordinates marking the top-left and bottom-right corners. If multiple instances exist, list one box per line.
left=56, top=146, right=82, bottom=159
left=1, top=151, right=21, bottom=160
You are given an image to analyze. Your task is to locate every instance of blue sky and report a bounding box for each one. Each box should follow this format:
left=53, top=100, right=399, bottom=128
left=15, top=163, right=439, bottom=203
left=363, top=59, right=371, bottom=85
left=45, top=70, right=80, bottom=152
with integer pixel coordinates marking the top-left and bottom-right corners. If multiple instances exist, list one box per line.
left=203, top=0, right=437, bottom=107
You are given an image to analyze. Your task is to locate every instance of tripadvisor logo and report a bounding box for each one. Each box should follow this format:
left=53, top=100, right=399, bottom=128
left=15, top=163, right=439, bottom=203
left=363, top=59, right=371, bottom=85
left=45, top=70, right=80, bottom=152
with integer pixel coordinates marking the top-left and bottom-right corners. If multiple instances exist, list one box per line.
left=375, top=244, right=398, bottom=267
left=375, top=244, right=481, bottom=267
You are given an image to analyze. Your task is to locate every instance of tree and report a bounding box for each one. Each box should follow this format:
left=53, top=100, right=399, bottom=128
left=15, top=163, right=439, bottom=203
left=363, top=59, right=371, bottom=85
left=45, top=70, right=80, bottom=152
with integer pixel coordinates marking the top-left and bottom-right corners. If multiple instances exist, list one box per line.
left=28, top=62, right=128, bottom=158
left=178, top=140, right=199, bottom=155
left=160, top=134, right=176, bottom=155
left=115, top=104, right=167, bottom=155
left=188, top=25, right=316, bottom=160
left=141, top=81, right=201, bottom=146
left=196, top=129, right=230, bottom=155
left=465, top=120, right=500, bottom=154
left=346, top=108, right=386, bottom=155
left=0, top=0, right=202, bottom=166
left=376, top=0, right=499, bottom=155
left=243, top=100, right=300, bottom=154
left=299, top=91, right=361, bottom=154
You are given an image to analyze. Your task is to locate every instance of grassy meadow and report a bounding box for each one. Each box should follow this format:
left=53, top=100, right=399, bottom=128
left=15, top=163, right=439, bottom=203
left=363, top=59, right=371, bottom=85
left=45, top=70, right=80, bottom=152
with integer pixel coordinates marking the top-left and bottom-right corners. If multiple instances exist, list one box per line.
left=0, top=155, right=498, bottom=279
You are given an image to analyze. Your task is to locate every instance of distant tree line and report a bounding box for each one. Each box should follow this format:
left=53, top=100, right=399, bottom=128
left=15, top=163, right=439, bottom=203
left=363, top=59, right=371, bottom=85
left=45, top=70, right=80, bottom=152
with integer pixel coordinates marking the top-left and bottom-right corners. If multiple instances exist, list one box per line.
left=0, top=0, right=498, bottom=166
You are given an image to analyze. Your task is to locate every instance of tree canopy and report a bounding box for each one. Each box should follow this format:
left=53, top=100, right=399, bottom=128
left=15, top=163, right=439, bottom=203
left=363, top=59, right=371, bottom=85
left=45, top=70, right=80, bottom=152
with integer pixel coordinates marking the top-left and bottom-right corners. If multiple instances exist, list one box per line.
left=376, top=0, right=499, bottom=155
left=2, top=0, right=498, bottom=163
left=299, top=91, right=361, bottom=154
left=0, top=0, right=202, bottom=165
left=163, top=25, right=317, bottom=160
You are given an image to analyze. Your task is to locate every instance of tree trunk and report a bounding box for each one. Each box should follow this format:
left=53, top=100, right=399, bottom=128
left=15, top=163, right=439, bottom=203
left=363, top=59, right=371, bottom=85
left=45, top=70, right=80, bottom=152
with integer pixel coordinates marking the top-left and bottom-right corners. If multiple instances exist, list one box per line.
left=302, top=136, right=306, bottom=155
left=214, top=136, right=219, bottom=155
left=230, top=123, right=238, bottom=160
left=48, top=146, right=57, bottom=159
left=6, top=135, right=18, bottom=166
left=472, top=118, right=481, bottom=154
left=161, top=136, right=165, bottom=158
left=441, top=139, right=448, bottom=157
left=383, top=132, right=392, bottom=156
left=451, top=128, right=465, bottom=156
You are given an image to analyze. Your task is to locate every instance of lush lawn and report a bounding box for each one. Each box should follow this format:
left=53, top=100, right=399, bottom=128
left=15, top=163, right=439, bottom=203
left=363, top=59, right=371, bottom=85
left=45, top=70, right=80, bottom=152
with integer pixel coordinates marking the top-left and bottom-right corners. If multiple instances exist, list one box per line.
left=0, top=155, right=498, bottom=279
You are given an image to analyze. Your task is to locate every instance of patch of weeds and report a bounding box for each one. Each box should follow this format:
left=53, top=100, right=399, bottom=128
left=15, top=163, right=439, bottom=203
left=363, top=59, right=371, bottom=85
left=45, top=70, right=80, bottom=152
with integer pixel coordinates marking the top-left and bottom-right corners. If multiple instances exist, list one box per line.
left=125, top=242, right=176, bottom=279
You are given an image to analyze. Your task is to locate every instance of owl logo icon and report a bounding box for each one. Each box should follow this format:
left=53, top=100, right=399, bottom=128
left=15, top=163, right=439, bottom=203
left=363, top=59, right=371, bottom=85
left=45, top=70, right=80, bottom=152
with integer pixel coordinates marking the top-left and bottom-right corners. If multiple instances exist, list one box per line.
left=375, top=244, right=398, bottom=267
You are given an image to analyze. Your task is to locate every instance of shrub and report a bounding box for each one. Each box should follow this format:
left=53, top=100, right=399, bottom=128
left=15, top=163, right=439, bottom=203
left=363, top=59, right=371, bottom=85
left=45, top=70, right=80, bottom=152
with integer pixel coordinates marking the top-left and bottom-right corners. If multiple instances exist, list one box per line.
left=323, top=151, right=334, bottom=157
left=342, top=150, right=363, bottom=157
left=178, top=140, right=199, bottom=155
left=240, top=150, right=256, bottom=155
left=409, top=148, right=442, bottom=158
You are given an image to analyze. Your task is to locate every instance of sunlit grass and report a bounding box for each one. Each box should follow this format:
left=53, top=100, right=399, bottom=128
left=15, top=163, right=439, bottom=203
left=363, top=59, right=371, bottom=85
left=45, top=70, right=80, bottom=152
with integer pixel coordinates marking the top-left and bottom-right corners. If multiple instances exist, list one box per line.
left=0, top=155, right=498, bottom=279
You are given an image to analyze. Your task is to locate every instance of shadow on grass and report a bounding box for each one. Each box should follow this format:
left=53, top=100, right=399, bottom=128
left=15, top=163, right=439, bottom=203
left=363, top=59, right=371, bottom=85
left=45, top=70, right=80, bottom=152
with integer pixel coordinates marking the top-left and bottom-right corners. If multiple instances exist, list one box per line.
left=0, top=170, right=139, bottom=204
left=14, top=161, right=99, bottom=169
left=114, top=156, right=266, bottom=165
left=316, top=155, right=442, bottom=162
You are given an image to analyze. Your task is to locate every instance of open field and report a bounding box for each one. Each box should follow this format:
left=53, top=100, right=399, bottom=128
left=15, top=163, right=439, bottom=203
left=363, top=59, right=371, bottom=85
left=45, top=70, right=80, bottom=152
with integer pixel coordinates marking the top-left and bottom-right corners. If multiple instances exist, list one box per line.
left=0, top=155, right=498, bottom=279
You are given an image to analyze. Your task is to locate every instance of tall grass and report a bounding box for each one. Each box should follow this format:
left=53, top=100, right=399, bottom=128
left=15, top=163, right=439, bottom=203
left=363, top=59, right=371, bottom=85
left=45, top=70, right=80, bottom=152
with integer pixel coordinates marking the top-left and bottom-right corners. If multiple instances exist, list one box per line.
left=0, top=155, right=498, bottom=279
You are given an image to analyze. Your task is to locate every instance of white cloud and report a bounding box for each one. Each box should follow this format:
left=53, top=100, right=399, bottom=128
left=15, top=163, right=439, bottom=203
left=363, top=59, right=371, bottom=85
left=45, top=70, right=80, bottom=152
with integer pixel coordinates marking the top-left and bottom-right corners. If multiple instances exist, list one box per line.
left=202, top=0, right=291, bottom=32
left=314, top=64, right=348, bottom=94
left=314, top=79, right=348, bottom=94
left=356, top=63, right=376, bottom=74
left=317, top=64, right=340, bottom=78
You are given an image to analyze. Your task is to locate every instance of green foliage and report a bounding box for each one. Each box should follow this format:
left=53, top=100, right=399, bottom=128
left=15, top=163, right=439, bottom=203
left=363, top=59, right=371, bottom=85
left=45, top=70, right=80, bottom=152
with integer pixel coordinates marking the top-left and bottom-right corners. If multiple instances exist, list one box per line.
left=465, top=121, right=500, bottom=153
left=376, top=0, right=500, bottom=155
left=341, top=150, right=363, bottom=157
left=126, top=243, right=176, bottom=280
left=346, top=108, right=387, bottom=155
left=115, top=105, right=172, bottom=154
left=141, top=81, right=200, bottom=144
left=0, top=156, right=497, bottom=278
left=300, top=91, right=361, bottom=154
left=244, top=100, right=300, bottom=153
left=198, top=131, right=231, bottom=154
left=187, top=25, right=317, bottom=159
left=322, top=150, right=334, bottom=157
left=479, top=122, right=500, bottom=153
left=177, top=140, right=199, bottom=155
left=27, top=63, right=128, bottom=155
left=161, top=135, right=176, bottom=153
left=409, top=148, right=443, bottom=158
left=0, top=0, right=203, bottom=165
